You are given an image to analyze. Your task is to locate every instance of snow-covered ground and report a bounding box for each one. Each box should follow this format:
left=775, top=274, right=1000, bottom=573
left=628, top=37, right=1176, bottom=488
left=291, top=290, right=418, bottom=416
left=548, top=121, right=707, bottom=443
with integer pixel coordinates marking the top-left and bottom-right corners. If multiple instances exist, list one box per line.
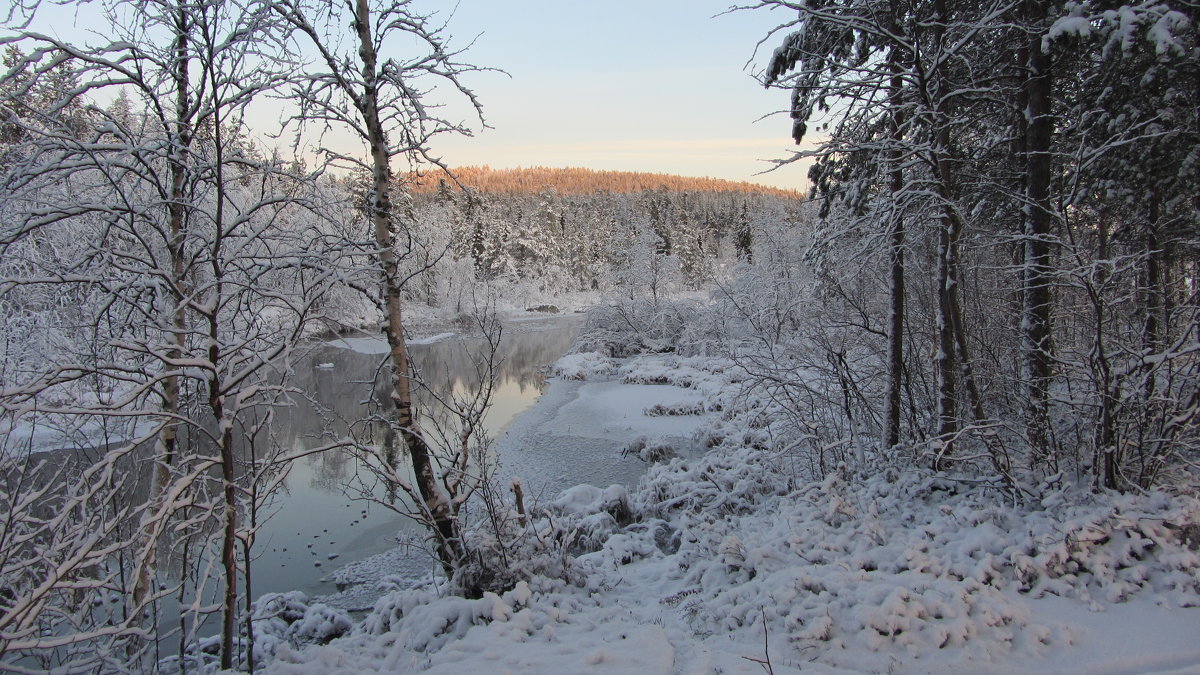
left=252, top=352, right=1200, bottom=675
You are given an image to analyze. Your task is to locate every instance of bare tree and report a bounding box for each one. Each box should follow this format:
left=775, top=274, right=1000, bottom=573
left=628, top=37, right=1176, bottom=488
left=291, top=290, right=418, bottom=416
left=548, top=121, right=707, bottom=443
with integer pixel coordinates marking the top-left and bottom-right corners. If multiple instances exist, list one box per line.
left=273, top=0, right=487, bottom=574
left=1, top=1, right=339, bottom=669
left=348, top=290, right=506, bottom=595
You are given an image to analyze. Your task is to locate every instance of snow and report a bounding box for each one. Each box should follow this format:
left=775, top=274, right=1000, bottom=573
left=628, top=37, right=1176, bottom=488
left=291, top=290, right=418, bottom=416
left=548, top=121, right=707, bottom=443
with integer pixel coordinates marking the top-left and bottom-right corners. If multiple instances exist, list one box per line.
left=497, top=353, right=724, bottom=499
left=1049, top=4, right=1192, bottom=57
left=552, top=379, right=710, bottom=439
left=325, top=332, right=455, bottom=354
left=324, top=542, right=441, bottom=599
left=1002, top=595, right=1200, bottom=675
left=551, top=351, right=617, bottom=380
left=409, top=332, right=456, bottom=346
left=255, top=350, right=1200, bottom=675
left=1048, top=15, right=1093, bottom=42
left=325, top=336, right=392, bottom=355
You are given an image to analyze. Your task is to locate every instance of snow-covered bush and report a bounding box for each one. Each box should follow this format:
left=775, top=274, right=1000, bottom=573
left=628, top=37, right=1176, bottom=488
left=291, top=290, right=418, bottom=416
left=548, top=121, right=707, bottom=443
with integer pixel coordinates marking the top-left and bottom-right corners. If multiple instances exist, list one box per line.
left=623, top=436, right=680, bottom=463
left=635, top=447, right=792, bottom=518
left=450, top=526, right=583, bottom=600
left=248, top=592, right=352, bottom=664
left=165, top=591, right=354, bottom=671
left=552, top=352, right=617, bottom=380
left=644, top=401, right=705, bottom=416
left=362, top=582, right=533, bottom=653
left=444, top=477, right=594, bottom=598
left=623, top=447, right=1200, bottom=665
left=711, top=256, right=887, bottom=479
left=572, top=298, right=701, bottom=358
left=617, top=354, right=736, bottom=389
left=552, top=484, right=632, bottom=526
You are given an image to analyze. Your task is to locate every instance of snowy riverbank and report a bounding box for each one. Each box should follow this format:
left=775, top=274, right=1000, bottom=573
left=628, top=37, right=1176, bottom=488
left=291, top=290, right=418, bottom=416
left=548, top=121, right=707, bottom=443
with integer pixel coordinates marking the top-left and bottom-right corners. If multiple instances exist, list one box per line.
left=496, top=352, right=724, bottom=500
left=251, top=350, right=1200, bottom=674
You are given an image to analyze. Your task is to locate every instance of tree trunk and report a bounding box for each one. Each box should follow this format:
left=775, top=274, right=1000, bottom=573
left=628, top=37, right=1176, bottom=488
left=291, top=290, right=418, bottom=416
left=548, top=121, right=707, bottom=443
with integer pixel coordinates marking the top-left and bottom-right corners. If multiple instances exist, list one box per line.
left=1142, top=194, right=1161, bottom=401
left=203, top=36, right=239, bottom=666
left=1091, top=218, right=1119, bottom=490
left=1021, top=0, right=1055, bottom=465
left=934, top=188, right=959, bottom=465
left=132, top=5, right=192, bottom=620
left=931, top=0, right=958, bottom=466
left=243, top=537, right=255, bottom=674
left=885, top=40, right=906, bottom=451
left=353, top=0, right=461, bottom=574
left=217, top=416, right=238, bottom=671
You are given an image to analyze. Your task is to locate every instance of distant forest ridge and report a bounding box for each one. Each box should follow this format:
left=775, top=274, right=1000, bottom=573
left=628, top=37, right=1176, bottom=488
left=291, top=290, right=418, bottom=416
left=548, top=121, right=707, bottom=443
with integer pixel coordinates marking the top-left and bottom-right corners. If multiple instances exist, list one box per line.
left=408, top=165, right=803, bottom=198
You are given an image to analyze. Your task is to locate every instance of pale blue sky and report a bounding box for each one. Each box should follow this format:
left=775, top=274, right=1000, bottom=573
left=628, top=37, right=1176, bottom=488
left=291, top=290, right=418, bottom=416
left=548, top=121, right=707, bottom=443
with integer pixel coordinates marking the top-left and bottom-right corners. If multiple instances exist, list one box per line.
left=15, top=1, right=809, bottom=190
left=433, top=0, right=808, bottom=189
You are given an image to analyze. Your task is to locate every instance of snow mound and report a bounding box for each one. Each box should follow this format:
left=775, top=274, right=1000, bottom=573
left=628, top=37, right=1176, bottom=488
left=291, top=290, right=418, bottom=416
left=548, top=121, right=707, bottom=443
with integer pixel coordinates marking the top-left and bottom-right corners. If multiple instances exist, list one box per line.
left=234, top=591, right=354, bottom=666
left=361, top=582, right=533, bottom=652
left=552, top=351, right=617, bottom=380
left=551, top=484, right=630, bottom=520
left=617, top=355, right=736, bottom=391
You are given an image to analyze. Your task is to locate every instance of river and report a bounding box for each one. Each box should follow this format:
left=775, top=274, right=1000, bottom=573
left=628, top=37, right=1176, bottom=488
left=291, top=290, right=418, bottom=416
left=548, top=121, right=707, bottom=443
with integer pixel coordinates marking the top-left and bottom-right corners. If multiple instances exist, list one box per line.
left=251, top=314, right=583, bottom=599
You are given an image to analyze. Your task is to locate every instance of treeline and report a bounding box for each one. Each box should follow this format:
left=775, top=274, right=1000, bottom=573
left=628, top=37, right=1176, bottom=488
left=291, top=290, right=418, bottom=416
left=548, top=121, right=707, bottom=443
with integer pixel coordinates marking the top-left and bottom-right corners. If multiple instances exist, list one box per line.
left=409, top=164, right=801, bottom=198
left=738, top=0, right=1199, bottom=491
left=396, top=185, right=800, bottom=312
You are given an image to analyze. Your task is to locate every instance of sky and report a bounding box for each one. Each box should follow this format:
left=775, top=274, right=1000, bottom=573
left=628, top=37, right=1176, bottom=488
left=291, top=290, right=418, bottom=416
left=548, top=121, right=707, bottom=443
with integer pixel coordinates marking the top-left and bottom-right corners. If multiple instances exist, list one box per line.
left=14, top=0, right=810, bottom=191
left=429, top=0, right=809, bottom=190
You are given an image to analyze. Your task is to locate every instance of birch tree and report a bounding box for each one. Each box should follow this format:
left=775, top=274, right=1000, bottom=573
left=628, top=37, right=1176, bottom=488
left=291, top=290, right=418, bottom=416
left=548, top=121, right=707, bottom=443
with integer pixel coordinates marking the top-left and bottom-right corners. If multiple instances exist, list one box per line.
left=272, top=0, right=486, bottom=575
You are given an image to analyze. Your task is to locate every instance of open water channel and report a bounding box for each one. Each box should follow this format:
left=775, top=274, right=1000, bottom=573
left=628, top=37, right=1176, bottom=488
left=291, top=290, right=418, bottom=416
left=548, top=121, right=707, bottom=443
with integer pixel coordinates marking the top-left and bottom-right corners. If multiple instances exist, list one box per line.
left=251, top=314, right=582, bottom=599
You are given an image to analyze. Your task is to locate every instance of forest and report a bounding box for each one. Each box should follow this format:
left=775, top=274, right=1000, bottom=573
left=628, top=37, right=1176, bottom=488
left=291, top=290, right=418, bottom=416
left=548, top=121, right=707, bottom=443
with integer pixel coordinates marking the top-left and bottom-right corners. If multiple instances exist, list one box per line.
left=0, top=0, right=1198, bottom=673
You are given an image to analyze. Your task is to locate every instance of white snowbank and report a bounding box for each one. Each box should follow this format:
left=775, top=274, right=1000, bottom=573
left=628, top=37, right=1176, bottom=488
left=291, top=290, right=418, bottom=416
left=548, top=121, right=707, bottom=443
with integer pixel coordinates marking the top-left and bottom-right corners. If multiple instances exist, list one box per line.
left=409, top=332, right=456, bottom=346
left=552, top=352, right=617, bottom=380
left=497, top=353, right=729, bottom=500
left=326, top=332, right=456, bottom=354
left=325, top=336, right=391, bottom=354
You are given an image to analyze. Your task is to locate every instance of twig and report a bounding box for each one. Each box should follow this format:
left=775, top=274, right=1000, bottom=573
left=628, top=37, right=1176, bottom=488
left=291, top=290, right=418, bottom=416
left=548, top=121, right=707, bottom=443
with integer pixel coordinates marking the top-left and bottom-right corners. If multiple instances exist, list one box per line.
left=741, top=607, right=774, bottom=674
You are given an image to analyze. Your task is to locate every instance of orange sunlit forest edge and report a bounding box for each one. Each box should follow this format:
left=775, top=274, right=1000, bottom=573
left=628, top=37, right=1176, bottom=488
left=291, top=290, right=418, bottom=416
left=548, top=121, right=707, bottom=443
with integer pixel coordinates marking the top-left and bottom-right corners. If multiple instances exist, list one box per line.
left=409, top=165, right=804, bottom=199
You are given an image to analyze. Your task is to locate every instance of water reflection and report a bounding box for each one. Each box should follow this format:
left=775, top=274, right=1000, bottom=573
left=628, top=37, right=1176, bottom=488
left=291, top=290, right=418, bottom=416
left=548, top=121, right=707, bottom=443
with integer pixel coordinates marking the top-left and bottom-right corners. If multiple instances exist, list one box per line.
left=255, top=316, right=581, bottom=597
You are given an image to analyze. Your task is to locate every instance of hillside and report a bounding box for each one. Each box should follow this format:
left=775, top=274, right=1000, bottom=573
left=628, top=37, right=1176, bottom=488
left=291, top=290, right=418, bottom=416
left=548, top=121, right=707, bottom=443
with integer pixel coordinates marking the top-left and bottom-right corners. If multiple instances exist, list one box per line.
left=409, top=165, right=802, bottom=199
